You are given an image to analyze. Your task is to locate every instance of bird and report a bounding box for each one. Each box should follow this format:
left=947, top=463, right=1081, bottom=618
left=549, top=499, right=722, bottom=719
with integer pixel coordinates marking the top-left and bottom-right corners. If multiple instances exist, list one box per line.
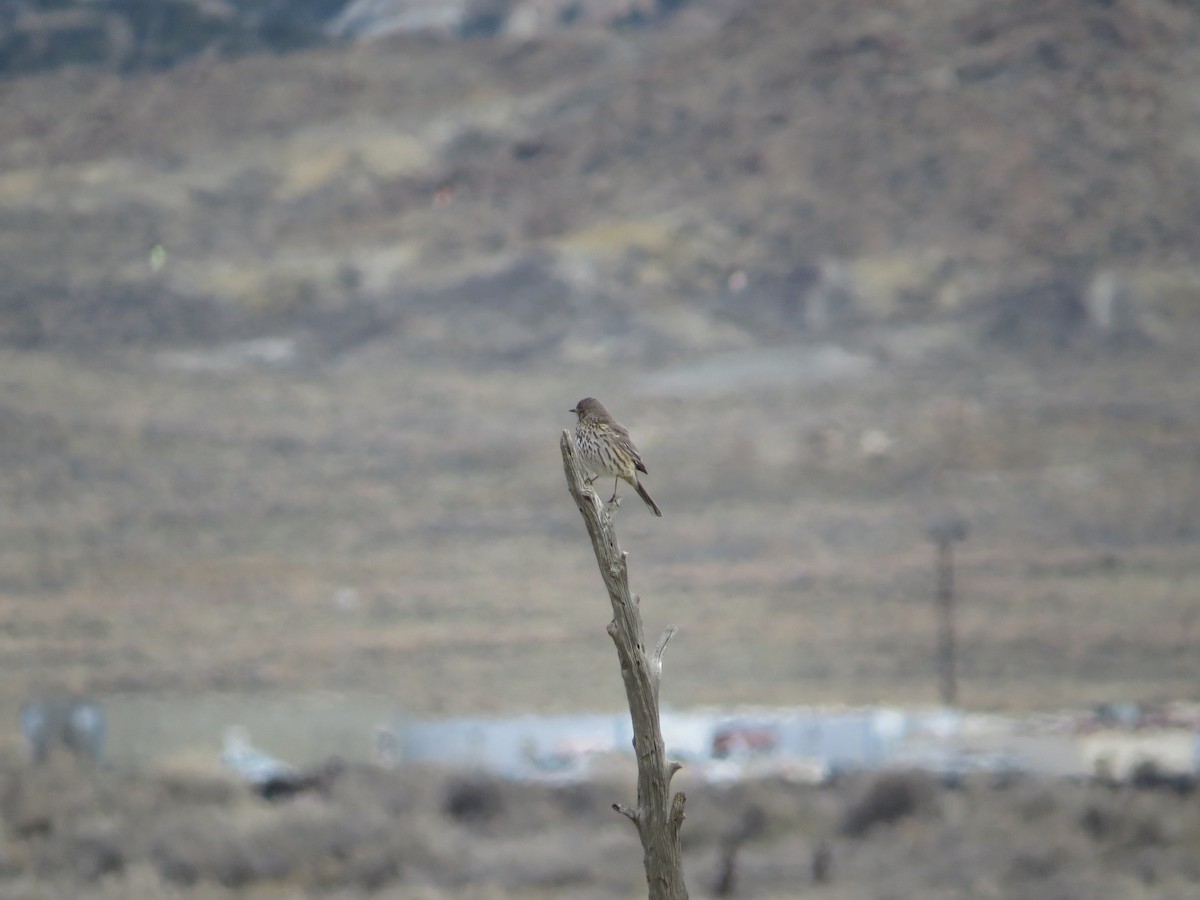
left=570, top=397, right=663, bottom=516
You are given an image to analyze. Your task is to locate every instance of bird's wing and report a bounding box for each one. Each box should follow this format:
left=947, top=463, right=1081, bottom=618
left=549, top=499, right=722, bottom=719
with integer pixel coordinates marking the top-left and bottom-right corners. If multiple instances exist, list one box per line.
left=612, top=423, right=648, bottom=473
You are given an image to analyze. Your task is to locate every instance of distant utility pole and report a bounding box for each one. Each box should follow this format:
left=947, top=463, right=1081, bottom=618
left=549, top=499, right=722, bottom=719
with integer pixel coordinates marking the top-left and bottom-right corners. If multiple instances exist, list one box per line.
left=926, top=512, right=969, bottom=707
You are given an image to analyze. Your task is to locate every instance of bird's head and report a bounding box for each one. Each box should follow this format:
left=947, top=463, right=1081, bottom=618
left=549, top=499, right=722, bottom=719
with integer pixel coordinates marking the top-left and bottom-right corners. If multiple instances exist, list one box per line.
left=570, top=397, right=609, bottom=422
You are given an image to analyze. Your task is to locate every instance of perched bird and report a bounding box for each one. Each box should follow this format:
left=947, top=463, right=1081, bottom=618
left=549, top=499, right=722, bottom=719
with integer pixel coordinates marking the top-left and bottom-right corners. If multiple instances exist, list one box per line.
left=570, top=397, right=663, bottom=516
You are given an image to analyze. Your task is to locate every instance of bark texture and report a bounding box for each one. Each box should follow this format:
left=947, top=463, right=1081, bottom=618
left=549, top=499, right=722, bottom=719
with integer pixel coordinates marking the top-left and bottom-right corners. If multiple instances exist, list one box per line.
left=561, top=430, right=688, bottom=900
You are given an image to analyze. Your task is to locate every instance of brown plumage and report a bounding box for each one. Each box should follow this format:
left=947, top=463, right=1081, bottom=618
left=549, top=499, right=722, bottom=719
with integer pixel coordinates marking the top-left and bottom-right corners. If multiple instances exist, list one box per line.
left=570, top=397, right=663, bottom=516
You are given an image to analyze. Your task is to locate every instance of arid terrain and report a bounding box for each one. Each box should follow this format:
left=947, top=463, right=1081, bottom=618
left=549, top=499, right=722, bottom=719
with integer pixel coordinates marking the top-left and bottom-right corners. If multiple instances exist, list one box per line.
left=3, top=752, right=1200, bottom=900
left=0, top=0, right=1198, bottom=896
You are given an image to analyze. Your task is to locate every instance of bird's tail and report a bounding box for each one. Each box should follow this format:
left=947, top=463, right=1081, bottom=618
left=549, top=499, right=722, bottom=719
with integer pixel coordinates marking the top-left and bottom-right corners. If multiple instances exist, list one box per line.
left=635, top=479, right=663, bottom=517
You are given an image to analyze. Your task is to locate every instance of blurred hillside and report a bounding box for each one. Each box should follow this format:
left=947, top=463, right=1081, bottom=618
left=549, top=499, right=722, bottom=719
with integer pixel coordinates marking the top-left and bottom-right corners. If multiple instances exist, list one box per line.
left=2, top=0, right=1200, bottom=356
left=0, top=0, right=343, bottom=73
left=0, top=0, right=1198, bottom=729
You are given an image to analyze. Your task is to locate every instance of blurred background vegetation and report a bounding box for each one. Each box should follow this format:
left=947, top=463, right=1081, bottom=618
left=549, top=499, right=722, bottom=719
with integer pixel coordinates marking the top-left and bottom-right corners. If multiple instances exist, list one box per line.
left=0, top=1, right=1199, bottom=896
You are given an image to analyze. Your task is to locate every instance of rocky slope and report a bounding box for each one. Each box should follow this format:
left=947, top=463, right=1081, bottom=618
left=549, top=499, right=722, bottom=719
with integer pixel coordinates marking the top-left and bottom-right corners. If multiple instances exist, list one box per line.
left=1, top=0, right=1199, bottom=359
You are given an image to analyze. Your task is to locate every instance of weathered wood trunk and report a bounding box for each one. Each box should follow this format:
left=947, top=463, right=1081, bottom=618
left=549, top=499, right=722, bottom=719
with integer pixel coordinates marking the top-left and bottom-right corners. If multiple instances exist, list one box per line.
left=560, top=430, right=688, bottom=900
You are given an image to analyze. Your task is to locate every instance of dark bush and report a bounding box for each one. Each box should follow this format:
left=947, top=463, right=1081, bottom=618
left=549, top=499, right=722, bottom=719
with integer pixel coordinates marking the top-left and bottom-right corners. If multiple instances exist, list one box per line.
left=841, top=770, right=936, bottom=837
left=1080, top=802, right=1112, bottom=840
left=147, top=807, right=251, bottom=886
left=1079, top=794, right=1167, bottom=850
left=443, top=775, right=504, bottom=823
left=36, top=826, right=125, bottom=880
left=1130, top=761, right=1197, bottom=796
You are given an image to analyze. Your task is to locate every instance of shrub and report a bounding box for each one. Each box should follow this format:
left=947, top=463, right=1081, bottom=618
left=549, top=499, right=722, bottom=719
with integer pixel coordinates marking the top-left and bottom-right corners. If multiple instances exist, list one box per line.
left=443, top=775, right=504, bottom=824
left=841, top=770, right=936, bottom=837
